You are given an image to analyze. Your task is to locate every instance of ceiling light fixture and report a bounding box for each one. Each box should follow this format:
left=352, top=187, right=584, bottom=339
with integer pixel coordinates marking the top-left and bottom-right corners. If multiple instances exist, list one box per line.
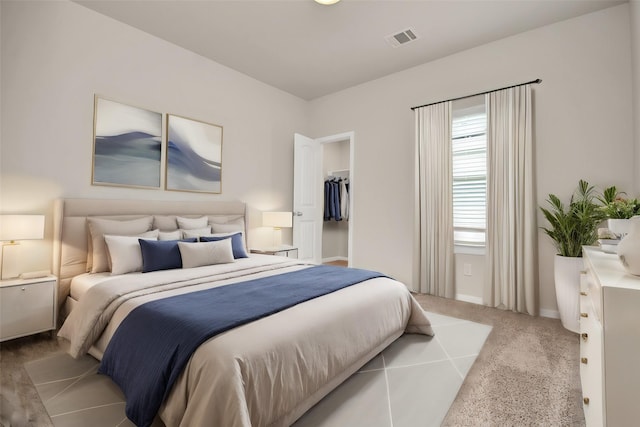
left=314, top=0, right=340, bottom=5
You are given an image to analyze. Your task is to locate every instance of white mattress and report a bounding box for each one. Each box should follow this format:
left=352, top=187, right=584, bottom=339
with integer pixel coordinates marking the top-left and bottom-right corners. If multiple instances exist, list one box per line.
left=69, top=272, right=117, bottom=300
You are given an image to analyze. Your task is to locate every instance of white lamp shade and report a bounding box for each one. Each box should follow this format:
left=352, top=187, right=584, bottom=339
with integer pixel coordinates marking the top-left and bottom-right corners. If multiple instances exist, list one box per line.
left=263, top=212, right=292, bottom=228
left=0, top=215, right=45, bottom=241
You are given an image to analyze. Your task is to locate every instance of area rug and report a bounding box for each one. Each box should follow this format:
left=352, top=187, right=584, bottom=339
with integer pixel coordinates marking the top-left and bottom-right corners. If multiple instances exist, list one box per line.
left=24, top=312, right=491, bottom=427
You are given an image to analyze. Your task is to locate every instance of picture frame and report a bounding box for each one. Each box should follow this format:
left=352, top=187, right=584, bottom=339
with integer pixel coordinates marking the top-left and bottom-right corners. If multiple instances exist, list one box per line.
left=165, top=114, right=223, bottom=194
left=92, top=96, right=163, bottom=189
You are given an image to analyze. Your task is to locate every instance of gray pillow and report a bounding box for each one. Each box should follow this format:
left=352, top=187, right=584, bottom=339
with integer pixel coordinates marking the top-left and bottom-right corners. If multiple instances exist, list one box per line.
left=87, top=216, right=153, bottom=273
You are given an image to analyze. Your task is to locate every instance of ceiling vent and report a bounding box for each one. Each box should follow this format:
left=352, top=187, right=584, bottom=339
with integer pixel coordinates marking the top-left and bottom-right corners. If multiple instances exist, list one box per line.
left=385, top=28, right=418, bottom=48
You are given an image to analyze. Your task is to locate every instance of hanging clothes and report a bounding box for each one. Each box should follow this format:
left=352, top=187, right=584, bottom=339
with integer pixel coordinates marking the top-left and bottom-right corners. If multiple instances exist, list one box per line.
left=324, top=180, right=332, bottom=221
left=324, top=177, right=343, bottom=221
left=341, top=178, right=349, bottom=220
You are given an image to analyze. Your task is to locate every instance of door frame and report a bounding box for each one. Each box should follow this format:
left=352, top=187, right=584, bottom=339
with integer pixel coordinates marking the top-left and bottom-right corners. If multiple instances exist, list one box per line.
left=316, top=131, right=355, bottom=266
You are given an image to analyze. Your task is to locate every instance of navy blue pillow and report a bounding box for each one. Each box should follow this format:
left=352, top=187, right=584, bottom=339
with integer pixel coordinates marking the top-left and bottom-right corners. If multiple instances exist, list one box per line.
left=200, top=233, right=248, bottom=259
left=139, top=238, right=197, bottom=273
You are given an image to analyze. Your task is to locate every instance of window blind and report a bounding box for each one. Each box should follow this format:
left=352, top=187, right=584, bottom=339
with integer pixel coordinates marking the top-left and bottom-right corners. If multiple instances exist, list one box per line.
left=452, top=111, right=486, bottom=247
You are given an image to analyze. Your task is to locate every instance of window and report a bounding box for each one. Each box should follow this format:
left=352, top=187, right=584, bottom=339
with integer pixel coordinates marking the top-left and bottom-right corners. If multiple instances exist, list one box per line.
left=451, top=100, right=486, bottom=250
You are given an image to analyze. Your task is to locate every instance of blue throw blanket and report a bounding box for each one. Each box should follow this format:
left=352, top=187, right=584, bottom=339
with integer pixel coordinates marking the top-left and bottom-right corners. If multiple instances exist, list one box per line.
left=99, top=265, right=386, bottom=427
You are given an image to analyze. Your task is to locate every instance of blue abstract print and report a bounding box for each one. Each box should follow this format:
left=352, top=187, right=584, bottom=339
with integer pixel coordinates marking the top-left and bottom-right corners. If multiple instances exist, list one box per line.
left=93, top=98, right=162, bottom=188
left=166, top=115, right=222, bottom=193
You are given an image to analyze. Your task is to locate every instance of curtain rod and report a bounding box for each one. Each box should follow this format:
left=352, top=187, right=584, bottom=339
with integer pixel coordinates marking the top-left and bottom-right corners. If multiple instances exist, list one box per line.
left=410, top=78, right=542, bottom=111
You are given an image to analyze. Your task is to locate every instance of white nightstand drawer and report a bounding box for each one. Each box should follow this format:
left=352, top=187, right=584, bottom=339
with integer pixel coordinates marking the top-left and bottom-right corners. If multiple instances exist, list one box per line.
left=0, top=278, right=56, bottom=341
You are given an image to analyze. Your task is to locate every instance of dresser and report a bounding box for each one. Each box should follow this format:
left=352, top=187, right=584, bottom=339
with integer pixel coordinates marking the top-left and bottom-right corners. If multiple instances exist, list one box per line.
left=580, top=247, right=640, bottom=426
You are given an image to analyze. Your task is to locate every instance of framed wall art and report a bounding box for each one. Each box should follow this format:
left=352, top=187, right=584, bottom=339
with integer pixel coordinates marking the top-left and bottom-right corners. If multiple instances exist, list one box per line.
left=165, top=114, right=223, bottom=193
left=92, top=96, right=163, bottom=189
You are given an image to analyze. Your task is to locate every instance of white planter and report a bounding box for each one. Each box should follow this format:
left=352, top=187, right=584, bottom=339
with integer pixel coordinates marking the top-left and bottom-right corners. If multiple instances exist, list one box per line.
left=554, top=255, right=584, bottom=333
left=607, top=218, right=632, bottom=238
left=618, top=216, right=640, bottom=276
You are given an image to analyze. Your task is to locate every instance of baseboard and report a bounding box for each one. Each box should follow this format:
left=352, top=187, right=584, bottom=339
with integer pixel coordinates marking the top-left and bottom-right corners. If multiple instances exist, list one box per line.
left=454, top=293, right=483, bottom=305
left=322, top=256, right=348, bottom=263
left=454, top=294, right=561, bottom=319
left=539, top=309, right=560, bottom=319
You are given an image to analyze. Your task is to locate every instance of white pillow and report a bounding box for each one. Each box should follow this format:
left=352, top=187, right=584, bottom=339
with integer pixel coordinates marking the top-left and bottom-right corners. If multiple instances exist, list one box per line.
left=153, top=215, right=178, bottom=231
left=104, top=233, right=158, bottom=275
left=210, top=217, right=244, bottom=230
left=177, top=216, right=209, bottom=230
left=182, top=227, right=213, bottom=239
left=87, top=216, right=154, bottom=273
left=211, top=222, right=244, bottom=234
left=200, top=232, right=248, bottom=257
left=158, top=230, right=182, bottom=241
left=178, top=239, right=234, bottom=269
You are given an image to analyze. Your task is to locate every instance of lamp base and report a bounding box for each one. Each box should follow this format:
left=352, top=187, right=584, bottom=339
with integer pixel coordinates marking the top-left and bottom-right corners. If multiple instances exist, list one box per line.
left=1, top=243, right=21, bottom=280
left=273, top=228, right=283, bottom=247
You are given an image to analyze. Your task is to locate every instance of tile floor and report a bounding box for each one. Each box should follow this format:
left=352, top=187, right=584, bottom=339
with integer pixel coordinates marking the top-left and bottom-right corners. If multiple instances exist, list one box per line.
left=25, top=312, right=491, bottom=427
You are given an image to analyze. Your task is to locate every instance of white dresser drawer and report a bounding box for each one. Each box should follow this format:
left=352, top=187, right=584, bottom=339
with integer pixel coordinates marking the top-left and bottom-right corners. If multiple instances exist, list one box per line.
left=581, top=264, right=602, bottom=322
left=0, top=278, right=56, bottom=341
left=579, top=293, right=603, bottom=427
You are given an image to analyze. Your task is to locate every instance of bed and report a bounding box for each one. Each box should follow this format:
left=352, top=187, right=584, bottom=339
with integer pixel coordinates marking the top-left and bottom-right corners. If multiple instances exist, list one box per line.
left=53, top=198, right=433, bottom=427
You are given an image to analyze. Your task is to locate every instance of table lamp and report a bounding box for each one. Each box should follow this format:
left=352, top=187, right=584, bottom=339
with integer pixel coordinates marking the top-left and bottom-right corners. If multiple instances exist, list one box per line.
left=262, top=212, right=292, bottom=247
left=0, top=215, right=45, bottom=279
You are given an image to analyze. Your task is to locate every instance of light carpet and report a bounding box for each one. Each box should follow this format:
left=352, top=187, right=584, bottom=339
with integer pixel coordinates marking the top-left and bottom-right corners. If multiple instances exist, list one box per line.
left=22, top=311, right=490, bottom=427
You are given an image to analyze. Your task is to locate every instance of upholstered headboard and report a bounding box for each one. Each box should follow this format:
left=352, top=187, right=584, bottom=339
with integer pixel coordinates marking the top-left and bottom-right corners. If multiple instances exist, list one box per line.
left=52, top=198, right=247, bottom=310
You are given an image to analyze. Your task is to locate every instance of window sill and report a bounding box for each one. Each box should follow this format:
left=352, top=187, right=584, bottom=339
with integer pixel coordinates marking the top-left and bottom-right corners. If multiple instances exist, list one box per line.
left=454, top=245, right=486, bottom=256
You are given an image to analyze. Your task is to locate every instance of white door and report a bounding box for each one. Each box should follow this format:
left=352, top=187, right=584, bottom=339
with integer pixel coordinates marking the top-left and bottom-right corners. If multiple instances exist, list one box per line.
left=293, top=133, right=322, bottom=264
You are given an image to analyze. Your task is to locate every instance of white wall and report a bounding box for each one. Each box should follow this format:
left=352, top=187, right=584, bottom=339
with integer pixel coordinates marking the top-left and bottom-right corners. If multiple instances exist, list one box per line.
left=454, top=254, right=485, bottom=304
left=309, top=5, right=634, bottom=315
left=0, top=0, right=309, bottom=274
left=632, top=0, right=640, bottom=194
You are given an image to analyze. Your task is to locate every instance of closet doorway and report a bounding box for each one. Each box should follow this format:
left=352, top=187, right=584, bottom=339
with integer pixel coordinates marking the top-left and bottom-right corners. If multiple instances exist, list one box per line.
left=293, top=132, right=354, bottom=266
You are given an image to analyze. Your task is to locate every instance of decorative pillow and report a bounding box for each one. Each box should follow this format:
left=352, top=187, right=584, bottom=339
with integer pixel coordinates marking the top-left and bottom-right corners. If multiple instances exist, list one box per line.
left=209, top=218, right=245, bottom=233
left=153, top=215, right=178, bottom=231
left=158, top=230, right=182, bottom=241
left=106, top=230, right=160, bottom=272
left=211, top=222, right=244, bottom=234
left=178, top=239, right=235, bottom=269
left=181, top=227, right=213, bottom=239
left=200, top=232, right=248, bottom=259
left=139, top=238, right=197, bottom=272
left=176, top=216, right=209, bottom=230
left=104, top=234, right=158, bottom=275
left=87, top=216, right=154, bottom=273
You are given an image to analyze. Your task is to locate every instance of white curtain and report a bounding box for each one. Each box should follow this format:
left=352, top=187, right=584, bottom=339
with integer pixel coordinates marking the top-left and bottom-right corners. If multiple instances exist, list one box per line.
left=484, top=85, right=537, bottom=314
left=414, top=102, right=455, bottom=297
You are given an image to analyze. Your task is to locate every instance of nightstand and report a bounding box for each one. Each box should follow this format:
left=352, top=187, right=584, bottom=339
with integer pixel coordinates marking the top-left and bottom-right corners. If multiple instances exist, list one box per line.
left=250, top=245, right=298, bottom=259
left=0, top=275, right=57, bottom=342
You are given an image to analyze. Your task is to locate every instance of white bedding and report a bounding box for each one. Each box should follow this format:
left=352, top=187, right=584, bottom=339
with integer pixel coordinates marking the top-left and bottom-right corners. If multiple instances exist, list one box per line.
left=59, top=256, right=433, bottom=426
left=69, top=272, right=113, bottom=300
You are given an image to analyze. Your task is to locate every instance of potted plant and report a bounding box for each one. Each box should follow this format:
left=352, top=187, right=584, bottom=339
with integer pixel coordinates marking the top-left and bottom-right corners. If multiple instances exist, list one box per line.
left=540, top=180, right=605, bottom=333
left=598, top=185, right=640, bottom=237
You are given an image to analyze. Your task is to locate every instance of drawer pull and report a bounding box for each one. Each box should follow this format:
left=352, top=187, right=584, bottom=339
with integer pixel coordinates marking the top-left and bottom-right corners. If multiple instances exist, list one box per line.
left=584, top=397, right=590, bottom=405
left=21, top=287, right=26, bottom=291
left=581, top=333, right=588, bottom=341
left=580, top=313, right=588, bottom=318
left=580, top=291, right=587, bottom=296
left=581, top=357, right=588, bottom=364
